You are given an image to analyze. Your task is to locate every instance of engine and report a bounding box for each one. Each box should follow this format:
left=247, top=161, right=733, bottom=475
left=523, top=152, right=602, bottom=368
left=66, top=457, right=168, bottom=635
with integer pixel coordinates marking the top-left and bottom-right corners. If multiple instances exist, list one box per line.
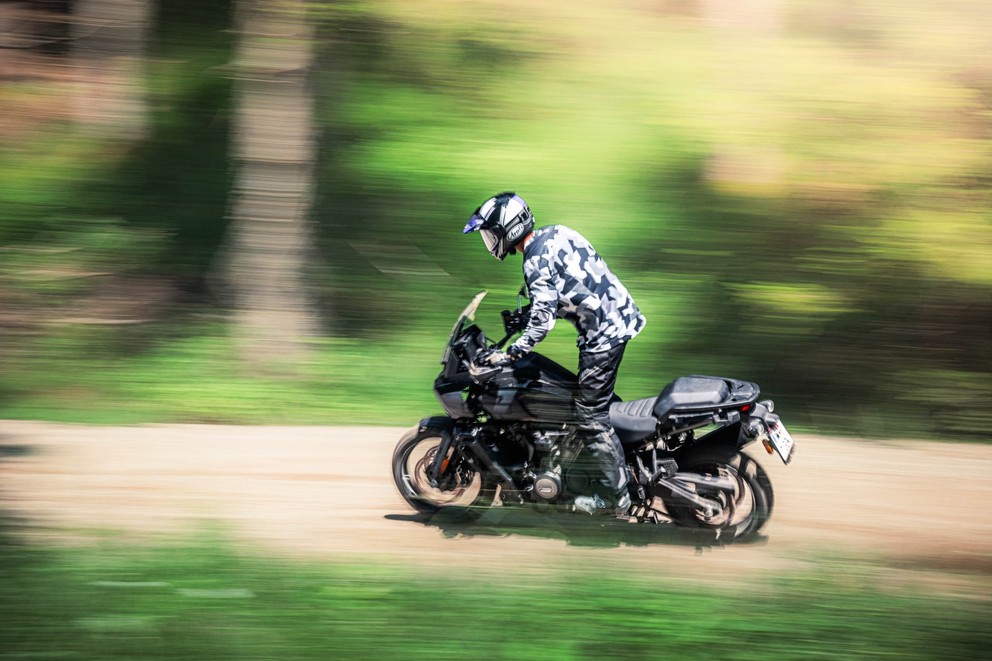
left=527, top=428, right=579, bottom=503
left=484, top=426, right=590, bottom=504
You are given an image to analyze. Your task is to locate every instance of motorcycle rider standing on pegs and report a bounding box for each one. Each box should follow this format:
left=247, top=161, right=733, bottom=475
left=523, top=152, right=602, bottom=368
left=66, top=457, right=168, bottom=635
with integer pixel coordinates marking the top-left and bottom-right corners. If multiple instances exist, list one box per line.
left=463, top=192, right=646, bottom=517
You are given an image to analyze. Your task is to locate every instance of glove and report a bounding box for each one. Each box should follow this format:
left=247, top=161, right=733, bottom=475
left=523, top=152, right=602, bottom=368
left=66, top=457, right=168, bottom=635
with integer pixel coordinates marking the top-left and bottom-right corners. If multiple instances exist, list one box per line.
left=482, top=349, right=513, bottom=367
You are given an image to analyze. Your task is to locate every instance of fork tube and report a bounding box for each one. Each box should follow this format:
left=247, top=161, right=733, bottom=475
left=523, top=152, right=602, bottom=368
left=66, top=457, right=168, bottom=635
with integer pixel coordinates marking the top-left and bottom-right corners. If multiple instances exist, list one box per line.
left=427, top=429, right=454, bottom=486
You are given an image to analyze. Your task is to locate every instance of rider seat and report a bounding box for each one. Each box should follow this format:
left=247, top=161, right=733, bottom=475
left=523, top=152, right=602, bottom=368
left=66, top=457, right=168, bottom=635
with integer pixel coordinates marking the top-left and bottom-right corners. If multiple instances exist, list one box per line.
left=609, top=396, right=659, bottom=445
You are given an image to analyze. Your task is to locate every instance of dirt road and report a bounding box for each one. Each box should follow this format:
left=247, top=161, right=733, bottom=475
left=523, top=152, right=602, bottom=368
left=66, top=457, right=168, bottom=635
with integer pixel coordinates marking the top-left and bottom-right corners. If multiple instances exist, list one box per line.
left=2, top=421, right=991, bottom=587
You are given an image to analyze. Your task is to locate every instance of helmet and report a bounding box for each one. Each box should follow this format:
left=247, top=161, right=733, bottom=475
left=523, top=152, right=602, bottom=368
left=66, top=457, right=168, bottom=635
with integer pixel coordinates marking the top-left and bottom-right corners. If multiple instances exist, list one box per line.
left=463, top=192, right=535, bottom=260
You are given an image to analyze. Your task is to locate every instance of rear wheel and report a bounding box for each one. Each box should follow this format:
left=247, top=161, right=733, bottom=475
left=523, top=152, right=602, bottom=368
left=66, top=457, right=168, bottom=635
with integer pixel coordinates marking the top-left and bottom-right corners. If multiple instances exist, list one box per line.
left=662, top=451, right=773, bottom=542
left=391, top=426, right=495, bottom=519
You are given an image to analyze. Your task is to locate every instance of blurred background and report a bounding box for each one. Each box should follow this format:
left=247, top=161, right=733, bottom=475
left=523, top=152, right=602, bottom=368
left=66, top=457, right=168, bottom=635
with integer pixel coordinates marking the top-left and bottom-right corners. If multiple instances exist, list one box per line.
left=0, top=0, right=989, bottom=435
left=3, top=3, right=992, bottom=658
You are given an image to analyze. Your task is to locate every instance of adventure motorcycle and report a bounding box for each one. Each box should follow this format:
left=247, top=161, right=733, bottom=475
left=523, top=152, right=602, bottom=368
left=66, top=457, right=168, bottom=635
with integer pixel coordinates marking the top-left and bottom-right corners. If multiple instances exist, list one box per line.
left=392, top=291, right=795, bottom=541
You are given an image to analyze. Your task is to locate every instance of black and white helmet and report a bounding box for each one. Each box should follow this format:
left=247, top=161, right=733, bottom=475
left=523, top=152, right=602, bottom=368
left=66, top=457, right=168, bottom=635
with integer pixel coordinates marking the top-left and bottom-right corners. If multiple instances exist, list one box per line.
left=463, top=192, right=535, bottom=261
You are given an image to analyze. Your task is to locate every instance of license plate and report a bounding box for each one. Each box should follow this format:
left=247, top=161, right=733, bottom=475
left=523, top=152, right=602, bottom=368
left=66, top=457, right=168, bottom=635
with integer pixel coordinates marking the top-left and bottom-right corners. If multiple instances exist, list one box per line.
left=767, top=420, right=796, bottom=465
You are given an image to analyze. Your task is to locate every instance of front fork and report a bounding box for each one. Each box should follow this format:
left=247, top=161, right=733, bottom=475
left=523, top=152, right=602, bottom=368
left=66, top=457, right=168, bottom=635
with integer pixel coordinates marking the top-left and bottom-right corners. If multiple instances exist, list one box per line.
left=427, top=426, right=519, bottom=498
left=426, top=428, right=455, bottom=488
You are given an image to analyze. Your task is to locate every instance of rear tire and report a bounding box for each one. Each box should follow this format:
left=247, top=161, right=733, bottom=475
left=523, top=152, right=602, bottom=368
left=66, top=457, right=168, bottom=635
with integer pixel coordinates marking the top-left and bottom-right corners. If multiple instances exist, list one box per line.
left=663, top=450, right=773, bottom=542
left=391, top=425, right=495, bottom=520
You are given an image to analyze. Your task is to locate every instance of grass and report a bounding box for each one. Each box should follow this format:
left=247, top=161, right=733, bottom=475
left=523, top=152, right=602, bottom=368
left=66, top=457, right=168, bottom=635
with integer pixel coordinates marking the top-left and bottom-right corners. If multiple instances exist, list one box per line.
left=2, top=529, right=989, bottom=660
left=0, top=329, right=440, bottom=425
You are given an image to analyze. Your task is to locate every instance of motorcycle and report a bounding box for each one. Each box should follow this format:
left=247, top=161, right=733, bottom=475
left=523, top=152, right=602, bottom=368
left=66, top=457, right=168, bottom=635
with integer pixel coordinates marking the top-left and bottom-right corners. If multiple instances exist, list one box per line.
left=392, top=291, right=795, bottom=541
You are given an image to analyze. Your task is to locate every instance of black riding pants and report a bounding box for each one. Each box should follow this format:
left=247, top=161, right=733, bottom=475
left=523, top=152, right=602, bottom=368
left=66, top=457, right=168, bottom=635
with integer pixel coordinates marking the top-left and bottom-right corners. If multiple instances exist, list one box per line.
left=575, top=342, right=628, bottom=500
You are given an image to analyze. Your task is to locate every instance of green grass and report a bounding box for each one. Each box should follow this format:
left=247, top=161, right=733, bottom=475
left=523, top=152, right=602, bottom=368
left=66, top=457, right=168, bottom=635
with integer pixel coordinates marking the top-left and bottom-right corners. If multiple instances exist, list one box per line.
left=2, top=530, right=989, bottom=660
left=0, top=329, right=440, bottom=425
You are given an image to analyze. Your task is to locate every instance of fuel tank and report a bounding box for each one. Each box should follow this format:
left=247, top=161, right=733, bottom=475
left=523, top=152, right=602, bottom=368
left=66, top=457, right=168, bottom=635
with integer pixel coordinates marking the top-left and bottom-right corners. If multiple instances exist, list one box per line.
left=478, top=353, right=580, bottom=422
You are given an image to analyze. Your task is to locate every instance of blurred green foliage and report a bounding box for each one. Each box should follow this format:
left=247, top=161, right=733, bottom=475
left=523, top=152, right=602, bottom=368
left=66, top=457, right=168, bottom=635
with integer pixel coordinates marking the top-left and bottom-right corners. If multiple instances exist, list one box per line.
left=0, top=0, right=990, bottom=437
left=2, top=530, right=991, bottom=660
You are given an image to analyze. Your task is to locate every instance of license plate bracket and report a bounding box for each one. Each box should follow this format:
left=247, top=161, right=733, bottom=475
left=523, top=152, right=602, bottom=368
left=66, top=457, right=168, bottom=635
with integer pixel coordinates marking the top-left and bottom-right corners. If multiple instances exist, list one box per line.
left=767, top=420, right=796, bottom=465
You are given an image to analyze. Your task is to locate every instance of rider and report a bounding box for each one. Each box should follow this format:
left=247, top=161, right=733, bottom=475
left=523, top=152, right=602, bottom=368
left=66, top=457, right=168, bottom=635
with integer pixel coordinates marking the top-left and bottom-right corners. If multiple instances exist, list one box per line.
left=463, top=192, right=646, bottom=517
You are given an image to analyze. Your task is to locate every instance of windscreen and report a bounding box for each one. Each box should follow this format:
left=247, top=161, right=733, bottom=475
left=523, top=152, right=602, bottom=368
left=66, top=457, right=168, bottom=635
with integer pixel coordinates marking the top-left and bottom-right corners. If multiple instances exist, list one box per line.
left=441, top=291, right=487, bottom=365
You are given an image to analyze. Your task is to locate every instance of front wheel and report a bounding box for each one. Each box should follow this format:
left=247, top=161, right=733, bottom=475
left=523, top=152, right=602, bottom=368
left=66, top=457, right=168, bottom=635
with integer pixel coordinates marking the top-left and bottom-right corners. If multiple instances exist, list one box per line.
left=661, top=451, right=774, bottom=542
left=391, top=425, right=495, bottom=519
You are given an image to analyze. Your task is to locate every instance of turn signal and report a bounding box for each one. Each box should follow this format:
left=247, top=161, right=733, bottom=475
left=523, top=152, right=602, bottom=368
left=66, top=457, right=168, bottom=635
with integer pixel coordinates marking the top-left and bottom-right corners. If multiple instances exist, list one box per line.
left=762, top=439, right=774, bottom=455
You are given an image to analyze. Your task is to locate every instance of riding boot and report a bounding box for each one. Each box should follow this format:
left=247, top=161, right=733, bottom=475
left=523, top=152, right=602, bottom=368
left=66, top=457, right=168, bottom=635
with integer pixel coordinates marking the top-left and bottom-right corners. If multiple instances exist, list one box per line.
left=573, top=428, right=631, bottom=517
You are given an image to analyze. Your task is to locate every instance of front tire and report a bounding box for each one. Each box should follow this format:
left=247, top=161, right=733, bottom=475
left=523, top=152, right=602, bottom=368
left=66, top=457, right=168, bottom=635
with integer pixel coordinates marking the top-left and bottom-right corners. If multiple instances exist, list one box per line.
left=663, top=450, right=774, bottom=542
left=391, top=425, right=495, bottom=519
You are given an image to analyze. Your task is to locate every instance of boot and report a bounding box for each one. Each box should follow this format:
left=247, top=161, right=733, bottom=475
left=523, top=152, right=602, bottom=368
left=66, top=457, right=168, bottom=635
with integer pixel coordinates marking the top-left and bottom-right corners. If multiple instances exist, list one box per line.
left=571, top=491, right=630, bottom=518
left=572, top=494, right=606, bottom=515
left=572, top=429, right=630, bottom=517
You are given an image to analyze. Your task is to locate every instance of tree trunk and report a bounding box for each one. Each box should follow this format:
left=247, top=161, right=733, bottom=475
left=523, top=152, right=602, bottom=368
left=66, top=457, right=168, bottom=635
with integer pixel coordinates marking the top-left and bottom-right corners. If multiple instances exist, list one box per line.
left=224, top=0, right=319, bottom=367
left=70, top=0, right=152, bottom=140
left=701, top=0, right=785, bottom=193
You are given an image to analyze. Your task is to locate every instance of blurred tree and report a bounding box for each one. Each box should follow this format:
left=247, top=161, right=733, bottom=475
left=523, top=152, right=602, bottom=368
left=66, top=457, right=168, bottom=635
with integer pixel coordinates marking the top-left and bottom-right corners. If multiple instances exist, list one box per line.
left=701, top=0, right=785, bottom=193
left=70, top=0, right=153, bottom=140
left=222, top=0, right=318, bottom=366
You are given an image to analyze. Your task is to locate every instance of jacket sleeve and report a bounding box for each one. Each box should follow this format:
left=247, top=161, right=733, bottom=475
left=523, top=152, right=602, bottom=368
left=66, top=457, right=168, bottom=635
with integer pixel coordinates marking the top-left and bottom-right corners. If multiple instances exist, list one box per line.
left=510, top=258, right=557, bottom=355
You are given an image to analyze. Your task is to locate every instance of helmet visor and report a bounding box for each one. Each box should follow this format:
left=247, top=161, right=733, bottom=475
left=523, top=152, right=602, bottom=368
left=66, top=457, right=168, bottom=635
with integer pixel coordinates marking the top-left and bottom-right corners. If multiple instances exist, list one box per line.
left=463, top=214, right=485, bottom=234
left=464, top=213, right=501, bottom=256
left=479, top=228, right=500, bottom=254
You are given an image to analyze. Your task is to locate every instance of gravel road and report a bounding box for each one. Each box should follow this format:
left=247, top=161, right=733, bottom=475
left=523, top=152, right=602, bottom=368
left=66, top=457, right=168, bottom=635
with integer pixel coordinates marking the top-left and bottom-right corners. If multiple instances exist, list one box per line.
left=3, top=421, right=991, bottom=589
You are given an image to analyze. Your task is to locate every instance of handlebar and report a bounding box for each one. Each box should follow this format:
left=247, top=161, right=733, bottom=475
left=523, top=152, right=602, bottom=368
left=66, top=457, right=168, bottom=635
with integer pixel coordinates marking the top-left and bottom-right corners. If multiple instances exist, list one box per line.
left=494, top=304, right=530, bottom=348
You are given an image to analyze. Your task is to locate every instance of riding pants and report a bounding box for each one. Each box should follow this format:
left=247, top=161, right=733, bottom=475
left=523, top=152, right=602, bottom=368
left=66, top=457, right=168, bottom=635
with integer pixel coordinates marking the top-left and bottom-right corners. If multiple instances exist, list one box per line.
left=576, top=342, right=629, bottom=505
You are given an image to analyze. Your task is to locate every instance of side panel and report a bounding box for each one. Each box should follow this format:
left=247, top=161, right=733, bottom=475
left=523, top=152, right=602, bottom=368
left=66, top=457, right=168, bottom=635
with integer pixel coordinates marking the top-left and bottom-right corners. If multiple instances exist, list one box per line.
left=478, top=382, right=534, bottom=420
left=518, top=384, right=577, bottom=422
left=433, top=371, right=474, bottom=419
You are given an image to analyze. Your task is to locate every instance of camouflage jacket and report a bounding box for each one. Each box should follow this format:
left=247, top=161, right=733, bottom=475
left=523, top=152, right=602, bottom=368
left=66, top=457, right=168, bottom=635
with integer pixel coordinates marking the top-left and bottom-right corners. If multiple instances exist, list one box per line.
left=510, top=225, right=646, bottom=355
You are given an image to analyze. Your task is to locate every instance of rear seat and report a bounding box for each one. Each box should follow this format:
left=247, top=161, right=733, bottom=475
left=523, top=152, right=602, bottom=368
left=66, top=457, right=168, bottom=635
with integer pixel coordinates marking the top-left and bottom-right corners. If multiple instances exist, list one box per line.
left=652, top=376, right=730, bottom=419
